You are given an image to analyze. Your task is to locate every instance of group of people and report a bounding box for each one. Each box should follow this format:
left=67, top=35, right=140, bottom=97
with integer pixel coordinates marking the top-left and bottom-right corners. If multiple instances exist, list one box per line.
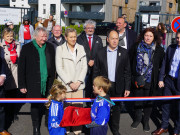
left=0, top=14, right=179, bottom=135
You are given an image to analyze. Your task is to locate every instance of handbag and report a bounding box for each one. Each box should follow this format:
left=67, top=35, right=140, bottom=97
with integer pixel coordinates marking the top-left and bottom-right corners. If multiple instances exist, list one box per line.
left=134, top=51, right=154, bottom=88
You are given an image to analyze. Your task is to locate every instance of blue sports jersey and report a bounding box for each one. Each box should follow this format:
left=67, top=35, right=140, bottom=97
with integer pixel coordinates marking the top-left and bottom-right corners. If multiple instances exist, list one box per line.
left=90, top=95, right=115, bottom=126
left=48, top=100, right=66, bottom=135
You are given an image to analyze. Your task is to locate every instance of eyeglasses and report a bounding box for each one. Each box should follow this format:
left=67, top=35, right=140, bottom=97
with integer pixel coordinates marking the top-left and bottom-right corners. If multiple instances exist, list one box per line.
left=86, top=27, right=95, bottom=30
left=54, top=30, right=62, bottom=32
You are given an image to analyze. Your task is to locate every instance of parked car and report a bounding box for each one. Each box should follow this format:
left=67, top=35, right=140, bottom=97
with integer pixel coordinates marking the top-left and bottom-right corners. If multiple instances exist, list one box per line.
left=95, top=22, right=116, bottom=35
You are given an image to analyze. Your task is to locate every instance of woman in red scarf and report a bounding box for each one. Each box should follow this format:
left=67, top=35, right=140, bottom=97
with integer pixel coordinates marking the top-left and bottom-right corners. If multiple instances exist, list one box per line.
left=0, top=28, right=21, bottom=122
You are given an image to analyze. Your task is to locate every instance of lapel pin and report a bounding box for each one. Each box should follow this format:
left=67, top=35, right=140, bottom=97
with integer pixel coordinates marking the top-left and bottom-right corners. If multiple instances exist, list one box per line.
left=96, top=41, right=99, bottom=43
left=119, top=53, right=121, bottom=56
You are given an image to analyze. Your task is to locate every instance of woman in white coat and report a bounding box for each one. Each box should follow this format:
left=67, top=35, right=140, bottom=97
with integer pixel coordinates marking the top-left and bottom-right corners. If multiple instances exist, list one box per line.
left=56, top=28, right=87, bottom=135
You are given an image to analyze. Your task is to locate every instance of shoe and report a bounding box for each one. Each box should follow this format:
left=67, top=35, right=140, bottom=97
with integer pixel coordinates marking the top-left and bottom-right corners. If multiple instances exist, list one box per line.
left=131, top=121, right=141, bottom=129
left=0, top=130, right=11, bottom=135
left=143, top=122, right=150, bottom=132
left=152, top=128, right=168, bottom=135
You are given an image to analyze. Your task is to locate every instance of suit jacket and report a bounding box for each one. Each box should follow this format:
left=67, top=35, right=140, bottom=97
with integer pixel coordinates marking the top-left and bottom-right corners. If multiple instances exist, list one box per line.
left=77, top=31, right=103, bottom=63
left=0, top=56, right=6, bottom=98
left=18, top=41, right=55, bottom=98
left=93, top=46, right=131, bottom=96
left=47, top=35, right=66, bottom=50
left=159, top=44, right=180, bottom=90
left=56, top=43, right=87, bottom=92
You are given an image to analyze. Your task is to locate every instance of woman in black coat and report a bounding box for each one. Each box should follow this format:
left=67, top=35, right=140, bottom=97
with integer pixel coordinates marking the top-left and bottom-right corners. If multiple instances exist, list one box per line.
left=18, top=27, right=55, bottom=135
left=131, top=28, right=165, bottom=132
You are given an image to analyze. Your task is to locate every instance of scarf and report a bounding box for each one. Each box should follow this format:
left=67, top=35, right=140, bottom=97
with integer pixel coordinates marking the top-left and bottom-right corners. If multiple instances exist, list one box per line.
left=32, top=40, right=48, bottom=96
left=118, top=31, right=126, bottom=46
left=136, top=41, right=155, bottom=82
left=5, top=40, right=18, bottom=64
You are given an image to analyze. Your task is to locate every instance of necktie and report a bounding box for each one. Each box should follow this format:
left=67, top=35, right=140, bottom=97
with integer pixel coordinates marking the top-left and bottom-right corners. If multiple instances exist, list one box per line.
left=88, top=37, right=92, bottom=50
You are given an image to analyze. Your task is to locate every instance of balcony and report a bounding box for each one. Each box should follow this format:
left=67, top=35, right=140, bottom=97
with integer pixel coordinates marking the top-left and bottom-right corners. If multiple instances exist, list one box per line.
left=61, top=0, right=105, bottom=3
left=28, top=0, right=38, bottom=4
left=0, top=0, right=9, bottom=5
left=61, top=11, right=105, bottom=20
left=139, top=6, right=161, bottom=12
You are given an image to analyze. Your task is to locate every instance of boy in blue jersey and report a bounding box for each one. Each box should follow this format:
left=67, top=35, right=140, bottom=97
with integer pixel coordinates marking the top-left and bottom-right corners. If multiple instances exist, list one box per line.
left=86, top=76, right=115, bottom=135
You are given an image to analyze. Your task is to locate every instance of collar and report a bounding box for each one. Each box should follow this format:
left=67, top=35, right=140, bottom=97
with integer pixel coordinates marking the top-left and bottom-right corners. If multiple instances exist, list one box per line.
left=66, top=43, right=77, bottom=53
left=119, top=29, right=126, bottom=36
left=54, top=37, right=62, bottom=42
left=107, top=46, right=118, bottom=52
left=86, top=34, right=93, bottom=39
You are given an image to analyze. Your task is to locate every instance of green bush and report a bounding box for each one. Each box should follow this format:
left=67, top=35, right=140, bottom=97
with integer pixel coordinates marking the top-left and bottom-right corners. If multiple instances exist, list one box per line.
left=62, top=24, right=84, bottom=34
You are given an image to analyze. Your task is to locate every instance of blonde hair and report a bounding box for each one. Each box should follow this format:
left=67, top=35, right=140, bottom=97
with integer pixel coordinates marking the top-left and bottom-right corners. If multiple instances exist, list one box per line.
left=65, top=28, right=77, bottom=37
left=2, top=28, right=14, bottom=37
left=93, top=76, right=111, bottom=94
left=45, top=84, right=67, bottom=109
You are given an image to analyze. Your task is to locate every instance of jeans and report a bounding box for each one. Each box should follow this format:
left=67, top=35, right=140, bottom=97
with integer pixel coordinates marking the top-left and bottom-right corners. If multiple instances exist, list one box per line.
left=21, top=39, right=32, bottom=48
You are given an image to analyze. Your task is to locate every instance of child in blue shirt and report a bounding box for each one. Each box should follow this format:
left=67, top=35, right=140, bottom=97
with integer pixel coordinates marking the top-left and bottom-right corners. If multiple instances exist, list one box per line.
left=86, top=76, right=115, bottom=135
left=45, top=84, right=67, bottom=135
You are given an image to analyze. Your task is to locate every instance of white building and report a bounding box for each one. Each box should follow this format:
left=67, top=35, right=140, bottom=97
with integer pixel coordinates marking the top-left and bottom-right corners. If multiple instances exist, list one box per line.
left=10, top=0, right=30, bottom=8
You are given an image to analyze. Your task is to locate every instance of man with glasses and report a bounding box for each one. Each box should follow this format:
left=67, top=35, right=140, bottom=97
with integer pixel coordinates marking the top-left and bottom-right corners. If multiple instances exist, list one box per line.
left=77, top=19, right=103, bottom=106
left=48, top=25, right=65, bottom=50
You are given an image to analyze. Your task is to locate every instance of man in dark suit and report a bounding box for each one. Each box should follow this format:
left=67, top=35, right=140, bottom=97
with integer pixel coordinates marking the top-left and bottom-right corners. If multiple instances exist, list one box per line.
left=0, top=56, right=11, bottom=135
left=77, top=19, right=103, bottom=100
left=116, top=17, right=137, bottom=112
left=48, top=25, right=65, bottom=50
left=93, top=30, right=131, bottom=135
left=152, top=29, right=180, bottom=135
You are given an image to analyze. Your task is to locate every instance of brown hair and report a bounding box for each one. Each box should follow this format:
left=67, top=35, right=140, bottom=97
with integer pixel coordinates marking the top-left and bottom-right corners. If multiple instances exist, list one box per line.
left=65, top=28, right=77, bottom=37
left=156, top=22, right=166, bottom=33
left=2, top=28, right=14, bottom=37
left=93, top=76, right=111, bottom=94
left=45, top=84, right=67, bottom=109
left=137, top=27, right=161, bottom=46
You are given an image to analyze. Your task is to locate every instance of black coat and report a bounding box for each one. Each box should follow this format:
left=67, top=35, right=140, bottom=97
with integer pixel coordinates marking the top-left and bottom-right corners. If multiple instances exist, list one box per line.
left=18, top=41, right=55, bottom=98
left=93, top=46, right=131, bottom=96
left=132, top=43, right=165, bottom=96
left=47, top=35, right=66, bottom=50
left=77, top=31, right=103, bottom=63
left=0, top=56, right=6, bottom=98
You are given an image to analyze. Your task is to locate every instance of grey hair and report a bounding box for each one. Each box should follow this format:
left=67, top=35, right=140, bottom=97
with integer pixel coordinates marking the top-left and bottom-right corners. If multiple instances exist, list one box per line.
left=33, top=27, right=48, bottom=39
left=65, top=28, right=77, bottom=37
left=37, top=17, right=42, bottom=22
left=83, top=19, right=96, bottom=29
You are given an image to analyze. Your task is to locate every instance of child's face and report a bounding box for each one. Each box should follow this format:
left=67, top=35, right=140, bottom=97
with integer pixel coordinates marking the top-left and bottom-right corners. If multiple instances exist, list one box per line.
left=56, top=93, right=66, bottom=101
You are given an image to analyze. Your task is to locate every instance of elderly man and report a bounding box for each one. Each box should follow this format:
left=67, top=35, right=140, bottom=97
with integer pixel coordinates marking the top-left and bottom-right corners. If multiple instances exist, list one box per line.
left=18, top=27, right=55, bottom=135
left=77, top=19, right=103, bottom=102
left=93, top=29, right=131, bottom=135
left=43, top=15, right=56, bottom=39
left=48, top=25, right=65, bottom=50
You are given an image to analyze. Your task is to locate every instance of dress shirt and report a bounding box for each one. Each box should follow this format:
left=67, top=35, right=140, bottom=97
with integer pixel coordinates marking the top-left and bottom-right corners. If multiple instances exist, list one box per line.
left=86, top=34, right=93, bottom=48
left=169, top=45, right=180, bottom=78
left=54, top=37, right=62, bottom=43
left=107, top=46, right=118, bottom=82
left=67, top=44, right=77, bottom=62
left=119, top=30, right=127, bottom=49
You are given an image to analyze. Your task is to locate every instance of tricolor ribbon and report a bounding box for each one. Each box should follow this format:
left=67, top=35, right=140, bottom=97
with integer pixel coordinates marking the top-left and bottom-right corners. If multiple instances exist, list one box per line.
left=0, top=95, right=180, bottom=103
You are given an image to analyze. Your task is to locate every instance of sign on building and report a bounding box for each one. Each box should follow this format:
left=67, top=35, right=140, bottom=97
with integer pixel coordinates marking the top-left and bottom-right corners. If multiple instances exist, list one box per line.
left=150, top=15, right=159, bottom=27
left=0, top=8, right=21, bottom=25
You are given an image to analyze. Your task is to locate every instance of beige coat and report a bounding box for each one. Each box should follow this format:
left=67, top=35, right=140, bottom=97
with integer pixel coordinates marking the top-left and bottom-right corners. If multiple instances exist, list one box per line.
left=56, top=43, right=87, bottom=92
left=0, top=40, right=21, bottom=90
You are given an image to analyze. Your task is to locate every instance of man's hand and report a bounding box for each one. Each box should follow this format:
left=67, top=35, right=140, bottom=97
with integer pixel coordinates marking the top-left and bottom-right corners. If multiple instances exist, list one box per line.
left=20, top=88, right=27, bottom=94
left=88, top=60, right=94, bottom=67
left=0, top=76, right=5, bottom=86
left=124, top=90, right=130, bottom=97
left=158, top=81, right=164, bottom=88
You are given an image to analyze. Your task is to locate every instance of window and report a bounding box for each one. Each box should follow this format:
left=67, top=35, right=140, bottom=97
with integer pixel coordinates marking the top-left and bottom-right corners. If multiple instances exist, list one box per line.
left=149, top=1, right=160, bottom=6
left=22, top=4, right=24, bottom=7
left=43, top=4, right=46, bottom=14
left=12, top=0, right=16, bottom=2
left=118, top=7, right=122, bottom=17
left=139, top=1, right=146, bottom=6
left=72, top=5, right=84, bottom=12
left=50, top=4, right=56, bottom=15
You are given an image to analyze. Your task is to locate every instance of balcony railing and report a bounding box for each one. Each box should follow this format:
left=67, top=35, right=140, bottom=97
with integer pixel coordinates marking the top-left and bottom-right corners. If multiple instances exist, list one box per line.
left=61, top=11, right=105, bottom=20
left=61, top=0, right=105, bottom=3
left=139, top=6, right=161, bottom=12
left=0, top=0, right=9, bottom=5
left=28, top=0, right=38, bottom=4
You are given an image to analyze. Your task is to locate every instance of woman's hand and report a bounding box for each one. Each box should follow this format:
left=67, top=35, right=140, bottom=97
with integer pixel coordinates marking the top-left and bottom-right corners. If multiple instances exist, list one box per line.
left=69, top=83, right=77, bottom=91
left=158, top=81, right=164, bottom=88
left=0, top=76, right=5, bottom=86
left=74, top=81, right=81, bottom=90
left=20, top=88, right=27, bottom=94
